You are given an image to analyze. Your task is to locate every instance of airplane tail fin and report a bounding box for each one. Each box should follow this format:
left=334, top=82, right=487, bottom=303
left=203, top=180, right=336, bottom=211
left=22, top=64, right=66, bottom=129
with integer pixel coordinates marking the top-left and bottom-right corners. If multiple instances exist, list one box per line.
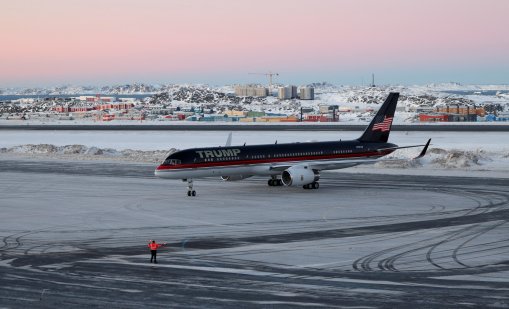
left=357, top=92, right=399, bottom=143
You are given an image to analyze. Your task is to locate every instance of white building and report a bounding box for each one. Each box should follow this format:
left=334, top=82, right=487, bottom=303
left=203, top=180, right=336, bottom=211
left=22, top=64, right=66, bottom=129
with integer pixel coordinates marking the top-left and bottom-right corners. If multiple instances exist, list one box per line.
left=299, top=86, right=315, bottom=100
left=234, top=85, right=269, bottom=97
left=278, top=85, right=297, bottom=100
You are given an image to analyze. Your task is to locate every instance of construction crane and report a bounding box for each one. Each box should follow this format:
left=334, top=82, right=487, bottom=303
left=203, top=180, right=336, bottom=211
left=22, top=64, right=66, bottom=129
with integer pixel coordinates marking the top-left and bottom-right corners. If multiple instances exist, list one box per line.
left=248, top=71, right=279, bottom=95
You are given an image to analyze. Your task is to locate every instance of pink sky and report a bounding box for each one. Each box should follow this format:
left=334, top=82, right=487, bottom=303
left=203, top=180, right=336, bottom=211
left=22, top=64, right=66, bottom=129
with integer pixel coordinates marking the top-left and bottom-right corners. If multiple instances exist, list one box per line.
left=1, top=0, right=508, bottom=86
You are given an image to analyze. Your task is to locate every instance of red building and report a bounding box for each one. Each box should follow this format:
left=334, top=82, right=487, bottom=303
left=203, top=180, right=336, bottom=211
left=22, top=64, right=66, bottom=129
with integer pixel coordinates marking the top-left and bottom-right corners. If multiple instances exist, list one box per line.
left=102, top=114, right=115, bottom=121
left=96, top=103, right=135, bottom=111
left=53, top=106, right=70, bottom=113
left=419, top=114, right=449, bottom=122
left=304, top=115, right=338, bottom=122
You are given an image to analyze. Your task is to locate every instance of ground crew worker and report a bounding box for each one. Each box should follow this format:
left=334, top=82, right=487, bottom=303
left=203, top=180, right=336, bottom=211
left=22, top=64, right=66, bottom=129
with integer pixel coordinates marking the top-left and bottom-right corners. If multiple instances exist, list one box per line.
left=148, top=240, right=166, bottom=263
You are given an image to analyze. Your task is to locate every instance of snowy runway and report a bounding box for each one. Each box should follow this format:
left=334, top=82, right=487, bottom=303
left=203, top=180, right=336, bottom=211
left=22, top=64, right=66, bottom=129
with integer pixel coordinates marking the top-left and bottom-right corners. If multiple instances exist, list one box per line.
left=1, top=159, right=508, bottom=307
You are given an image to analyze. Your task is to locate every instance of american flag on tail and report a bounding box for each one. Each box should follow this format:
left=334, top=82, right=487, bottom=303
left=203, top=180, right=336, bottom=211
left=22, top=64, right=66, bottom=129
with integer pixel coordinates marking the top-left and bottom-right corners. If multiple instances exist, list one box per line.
left=372, top=116, right=393, bottom=132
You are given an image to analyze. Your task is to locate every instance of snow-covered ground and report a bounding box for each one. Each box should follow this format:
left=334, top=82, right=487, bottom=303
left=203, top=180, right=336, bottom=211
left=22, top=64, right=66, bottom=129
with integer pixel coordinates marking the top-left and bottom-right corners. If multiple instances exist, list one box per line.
left=1, top=130, right=507, bottom=178
left=1, top=167, right=507, bottom=307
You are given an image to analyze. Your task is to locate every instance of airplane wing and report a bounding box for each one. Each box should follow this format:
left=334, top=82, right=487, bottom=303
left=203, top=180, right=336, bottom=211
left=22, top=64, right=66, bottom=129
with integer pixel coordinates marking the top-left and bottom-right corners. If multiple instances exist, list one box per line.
left=415, top=138, right=431, bottom=159
left=269, top=139, right=431, bottom=172
left=376, top=139, right=431, bottom=153
left=269, top=158, right=389, bottom=172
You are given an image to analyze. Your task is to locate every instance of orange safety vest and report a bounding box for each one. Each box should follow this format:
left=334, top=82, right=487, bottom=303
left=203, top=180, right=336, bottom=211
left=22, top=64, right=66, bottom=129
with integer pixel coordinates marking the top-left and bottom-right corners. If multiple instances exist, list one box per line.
left=149, top=243, right=162, bottom=250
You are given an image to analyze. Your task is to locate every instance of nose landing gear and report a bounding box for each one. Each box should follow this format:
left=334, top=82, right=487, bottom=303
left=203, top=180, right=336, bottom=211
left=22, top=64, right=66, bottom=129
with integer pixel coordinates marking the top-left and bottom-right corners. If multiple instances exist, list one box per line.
left=185, top=179, right=197, bottom=196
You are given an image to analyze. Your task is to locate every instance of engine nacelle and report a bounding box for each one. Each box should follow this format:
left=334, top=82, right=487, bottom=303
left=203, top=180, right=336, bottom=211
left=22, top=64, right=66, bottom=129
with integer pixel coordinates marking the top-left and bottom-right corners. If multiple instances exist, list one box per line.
left=281, top=166, right=319, bottom=187
left=221, top=175, right=252, bottom=181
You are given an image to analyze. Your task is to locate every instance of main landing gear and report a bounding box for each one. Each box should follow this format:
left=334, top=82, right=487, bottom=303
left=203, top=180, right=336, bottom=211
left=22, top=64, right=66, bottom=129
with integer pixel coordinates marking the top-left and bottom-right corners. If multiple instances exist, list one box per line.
left=303, top=182, right=319, bottom=190
left=267, top=177, right=320, bottom=189
left=268, top=177, right=283, bottom=186
left=185, top=179, right=196, bottom=197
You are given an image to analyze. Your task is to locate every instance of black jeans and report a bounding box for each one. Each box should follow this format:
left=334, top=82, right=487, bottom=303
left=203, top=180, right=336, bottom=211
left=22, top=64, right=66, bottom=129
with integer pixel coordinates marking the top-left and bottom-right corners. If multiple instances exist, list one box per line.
left=150, top=250, right=157, bottom=263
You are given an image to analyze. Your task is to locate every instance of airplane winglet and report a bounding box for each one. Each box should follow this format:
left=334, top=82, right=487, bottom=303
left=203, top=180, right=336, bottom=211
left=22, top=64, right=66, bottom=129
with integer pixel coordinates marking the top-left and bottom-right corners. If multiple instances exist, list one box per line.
left=415, top=138, right=431, bottom=159
left=225, top=132, right=232, bottom=147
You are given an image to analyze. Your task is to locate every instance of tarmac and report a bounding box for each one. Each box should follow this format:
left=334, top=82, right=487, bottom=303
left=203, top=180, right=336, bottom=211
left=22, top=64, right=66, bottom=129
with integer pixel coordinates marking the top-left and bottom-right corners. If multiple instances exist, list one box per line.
left=1, top=159, right=509, bottom=308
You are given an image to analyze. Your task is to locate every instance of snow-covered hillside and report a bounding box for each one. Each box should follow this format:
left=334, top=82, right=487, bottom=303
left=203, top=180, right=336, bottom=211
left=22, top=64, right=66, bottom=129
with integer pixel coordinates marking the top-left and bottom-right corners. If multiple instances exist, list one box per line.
left=144, top=84, right=509, bottom=123
left=2, top=83, right=509, bottom=124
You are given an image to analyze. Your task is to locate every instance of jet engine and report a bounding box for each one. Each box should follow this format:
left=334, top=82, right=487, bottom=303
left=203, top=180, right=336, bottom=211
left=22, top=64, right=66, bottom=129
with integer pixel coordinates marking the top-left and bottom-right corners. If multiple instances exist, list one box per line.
left=281, top=166, right=319, bottom=186
left=220, top=175, right=253, bottom=181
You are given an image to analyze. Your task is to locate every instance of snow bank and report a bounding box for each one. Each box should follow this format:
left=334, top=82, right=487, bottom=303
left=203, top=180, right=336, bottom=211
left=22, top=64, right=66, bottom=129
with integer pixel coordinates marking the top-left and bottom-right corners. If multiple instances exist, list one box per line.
left=428, top=148, right=487, bottom=168
left=377, top=146, right=508, bottom=171
left=0, top=144, right=177, bottom=163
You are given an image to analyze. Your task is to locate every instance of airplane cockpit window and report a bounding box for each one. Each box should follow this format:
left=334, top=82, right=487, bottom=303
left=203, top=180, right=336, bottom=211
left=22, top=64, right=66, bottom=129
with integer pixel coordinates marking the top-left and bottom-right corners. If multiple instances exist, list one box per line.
left=163, top=158, right=181, bottom=165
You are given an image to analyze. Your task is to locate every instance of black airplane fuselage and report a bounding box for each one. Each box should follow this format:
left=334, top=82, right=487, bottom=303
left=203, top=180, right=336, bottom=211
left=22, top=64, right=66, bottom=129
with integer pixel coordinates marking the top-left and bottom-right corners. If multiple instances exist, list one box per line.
left=155, top=140, right=396, bottom=179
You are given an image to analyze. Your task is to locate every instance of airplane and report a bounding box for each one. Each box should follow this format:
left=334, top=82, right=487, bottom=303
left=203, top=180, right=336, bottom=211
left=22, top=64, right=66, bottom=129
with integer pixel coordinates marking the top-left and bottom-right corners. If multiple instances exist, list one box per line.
left=155, top=92, right=431, bottom=196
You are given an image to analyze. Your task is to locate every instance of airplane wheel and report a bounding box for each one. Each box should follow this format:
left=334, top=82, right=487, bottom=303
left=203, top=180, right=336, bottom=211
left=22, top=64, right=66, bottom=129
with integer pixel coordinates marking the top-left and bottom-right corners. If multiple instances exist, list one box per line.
left=277, top=179, right=283, bottom=186
left=187, top=191, right=191, bottom=196
left=303, top=184, right=309, bottom=189
left=192, top=190, right=197, bottom=196
left=268, top=179, right=273, bottom=186
left=312, top=182, right=319, bottom=189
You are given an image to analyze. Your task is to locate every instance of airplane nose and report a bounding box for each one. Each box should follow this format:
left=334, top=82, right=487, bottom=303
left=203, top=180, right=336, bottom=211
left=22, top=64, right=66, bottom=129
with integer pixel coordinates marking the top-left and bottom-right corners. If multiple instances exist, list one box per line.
left=154, top=165, right=163, bottom=176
